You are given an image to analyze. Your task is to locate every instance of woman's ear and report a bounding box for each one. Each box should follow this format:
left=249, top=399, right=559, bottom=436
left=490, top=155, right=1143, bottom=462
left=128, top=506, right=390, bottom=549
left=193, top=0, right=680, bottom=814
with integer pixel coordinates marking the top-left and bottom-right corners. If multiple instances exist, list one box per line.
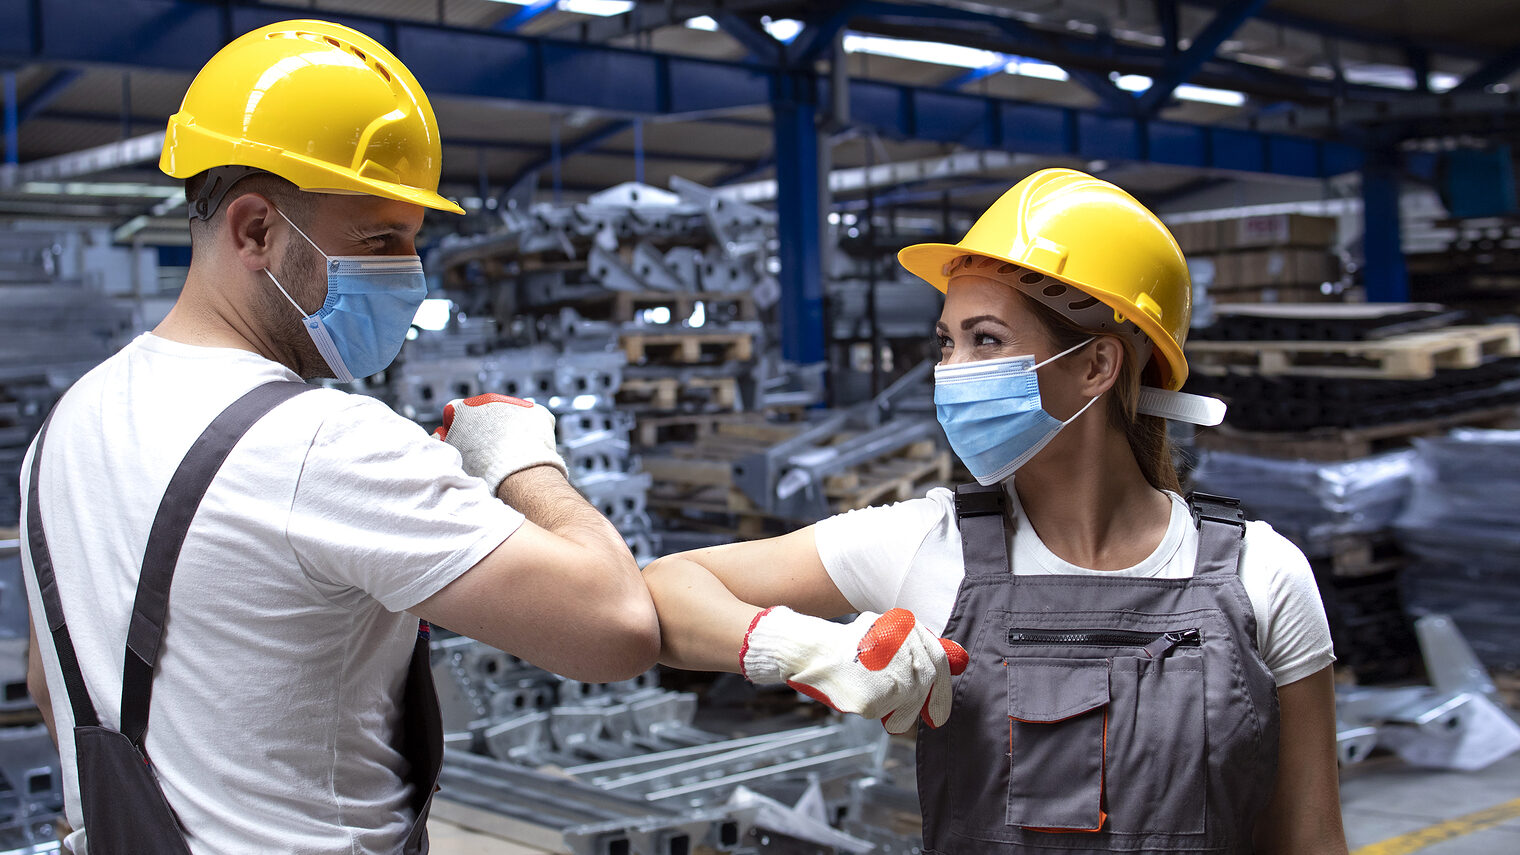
left=1081, top=336, right=1125, bottom=397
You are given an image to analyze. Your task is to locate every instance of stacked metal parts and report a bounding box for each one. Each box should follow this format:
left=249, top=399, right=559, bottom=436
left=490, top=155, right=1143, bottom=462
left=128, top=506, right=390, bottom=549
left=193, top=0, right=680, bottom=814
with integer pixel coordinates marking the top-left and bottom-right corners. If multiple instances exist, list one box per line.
left=428, top=634, right=919, bottom=855
left=411, top=179, right=780, bottom=567
left=1396, top=429, right=1520, bottom=671
left=824, top=222, right=943, bottom=407
left=0, top=538, right=65, bottom=851
left=1185, top=303, right=1520, bottom=682
left=0, top=228, right=140, bottom=524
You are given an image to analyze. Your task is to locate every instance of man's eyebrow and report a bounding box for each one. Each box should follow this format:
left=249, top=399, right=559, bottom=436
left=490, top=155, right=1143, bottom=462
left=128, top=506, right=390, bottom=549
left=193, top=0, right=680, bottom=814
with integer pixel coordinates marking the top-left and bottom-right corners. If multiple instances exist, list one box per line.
left=356, top=222, right=418, bottom=236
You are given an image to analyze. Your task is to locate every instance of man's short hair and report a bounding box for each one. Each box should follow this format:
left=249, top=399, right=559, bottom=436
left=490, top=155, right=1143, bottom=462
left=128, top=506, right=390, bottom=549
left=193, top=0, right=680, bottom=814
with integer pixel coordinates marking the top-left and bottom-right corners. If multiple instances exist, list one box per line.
left=185, top=171, right=313, bottom=245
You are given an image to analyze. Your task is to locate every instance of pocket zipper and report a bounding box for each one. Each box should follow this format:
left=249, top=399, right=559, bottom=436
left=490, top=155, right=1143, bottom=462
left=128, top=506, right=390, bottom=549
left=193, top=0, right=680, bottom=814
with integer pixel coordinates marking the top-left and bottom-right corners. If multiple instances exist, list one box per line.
left=1007, top=628, right=1202, bottom=659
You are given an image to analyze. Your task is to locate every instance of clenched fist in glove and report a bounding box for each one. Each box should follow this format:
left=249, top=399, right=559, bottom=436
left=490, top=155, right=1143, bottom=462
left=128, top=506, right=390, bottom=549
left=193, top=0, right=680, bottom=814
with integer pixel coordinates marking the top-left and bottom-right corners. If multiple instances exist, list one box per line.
left=434, top=394, right=568, bottom=493
left=741, top=606, right=969, bottom=734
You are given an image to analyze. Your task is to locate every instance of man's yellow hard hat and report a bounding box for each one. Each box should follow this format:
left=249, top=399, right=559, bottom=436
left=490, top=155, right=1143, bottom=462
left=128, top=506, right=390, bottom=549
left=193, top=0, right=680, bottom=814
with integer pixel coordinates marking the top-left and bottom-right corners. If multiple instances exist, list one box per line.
left=899, top=168, right=1192, bottom=390
left=160, top=19, right=463, bottom=215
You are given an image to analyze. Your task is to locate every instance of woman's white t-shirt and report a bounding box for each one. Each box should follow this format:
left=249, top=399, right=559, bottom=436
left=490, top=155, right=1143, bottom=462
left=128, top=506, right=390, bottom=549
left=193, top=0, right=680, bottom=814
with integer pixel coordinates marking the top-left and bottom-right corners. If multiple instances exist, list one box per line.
left=813, top=485, right=1334, bottom=687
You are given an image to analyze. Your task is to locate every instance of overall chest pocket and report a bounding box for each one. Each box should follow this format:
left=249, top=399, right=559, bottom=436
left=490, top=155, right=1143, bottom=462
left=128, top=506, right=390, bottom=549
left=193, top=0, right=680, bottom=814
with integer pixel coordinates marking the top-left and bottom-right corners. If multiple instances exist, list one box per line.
left=1006, top=628, right=1207, bottom=838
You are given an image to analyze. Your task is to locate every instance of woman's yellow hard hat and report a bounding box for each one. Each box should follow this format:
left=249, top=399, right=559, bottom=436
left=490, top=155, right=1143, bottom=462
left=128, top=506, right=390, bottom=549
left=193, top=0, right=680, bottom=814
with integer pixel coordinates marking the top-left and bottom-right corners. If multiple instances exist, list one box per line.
left=899, top=168, right=1192, bottom=390
left=160, top=19, right=463, bottom=215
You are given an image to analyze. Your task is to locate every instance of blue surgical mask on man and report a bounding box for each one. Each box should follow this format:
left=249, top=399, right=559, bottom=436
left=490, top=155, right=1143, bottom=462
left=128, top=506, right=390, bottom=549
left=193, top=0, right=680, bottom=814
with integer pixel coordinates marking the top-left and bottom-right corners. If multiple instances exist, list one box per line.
left=263, top=210, right=427, bottom=382
left=933, top=338, right=1100, bottom=485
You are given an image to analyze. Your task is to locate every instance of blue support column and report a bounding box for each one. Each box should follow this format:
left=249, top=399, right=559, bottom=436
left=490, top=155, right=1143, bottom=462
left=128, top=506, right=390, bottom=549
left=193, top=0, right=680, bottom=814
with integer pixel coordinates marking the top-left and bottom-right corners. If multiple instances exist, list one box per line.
left=773, top=73, right=826, bottom=365
left=1361, top=151, right=1409, bottom=303
left=3, top=71, right=18, bottom=166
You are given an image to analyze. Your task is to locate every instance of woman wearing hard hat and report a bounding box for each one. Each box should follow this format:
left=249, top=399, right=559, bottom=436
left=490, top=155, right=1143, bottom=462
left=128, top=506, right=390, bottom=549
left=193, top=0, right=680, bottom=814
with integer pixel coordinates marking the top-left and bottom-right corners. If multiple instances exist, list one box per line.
left=645, top=169, right=1346, bottom=854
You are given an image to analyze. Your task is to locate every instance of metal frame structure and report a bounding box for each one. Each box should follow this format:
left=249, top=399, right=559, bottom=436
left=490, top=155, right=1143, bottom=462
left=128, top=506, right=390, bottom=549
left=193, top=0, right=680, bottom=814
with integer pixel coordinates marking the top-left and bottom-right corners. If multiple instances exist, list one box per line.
left=3, top=0, right=1517, bottom=355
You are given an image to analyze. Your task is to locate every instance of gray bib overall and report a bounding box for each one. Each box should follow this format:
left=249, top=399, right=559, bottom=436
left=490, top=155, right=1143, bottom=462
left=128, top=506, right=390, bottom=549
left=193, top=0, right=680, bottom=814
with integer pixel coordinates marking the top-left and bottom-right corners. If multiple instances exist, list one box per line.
left=917, top=484, right=1280, bottom=854
left=25, top=381, right=442, bottom=854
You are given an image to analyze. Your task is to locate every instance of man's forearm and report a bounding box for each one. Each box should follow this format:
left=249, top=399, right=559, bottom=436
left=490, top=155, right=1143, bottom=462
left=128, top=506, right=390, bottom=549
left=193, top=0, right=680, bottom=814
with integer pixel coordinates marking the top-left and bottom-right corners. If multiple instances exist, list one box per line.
left=497, top=465, right=634, bottom=567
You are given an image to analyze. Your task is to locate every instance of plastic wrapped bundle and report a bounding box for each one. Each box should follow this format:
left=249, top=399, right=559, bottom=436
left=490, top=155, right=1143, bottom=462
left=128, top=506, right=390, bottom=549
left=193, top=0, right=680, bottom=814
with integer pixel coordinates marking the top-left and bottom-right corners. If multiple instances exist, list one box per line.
left=1395, top=429, right=1520, bottom=669
left=1190, top=449, right=1415, bottom=555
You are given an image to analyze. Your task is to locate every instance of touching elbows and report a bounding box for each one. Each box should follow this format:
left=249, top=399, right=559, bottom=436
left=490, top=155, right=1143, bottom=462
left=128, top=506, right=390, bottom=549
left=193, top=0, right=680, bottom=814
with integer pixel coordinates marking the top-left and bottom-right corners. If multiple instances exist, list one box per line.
left=581, top=574, right=662, bottom=683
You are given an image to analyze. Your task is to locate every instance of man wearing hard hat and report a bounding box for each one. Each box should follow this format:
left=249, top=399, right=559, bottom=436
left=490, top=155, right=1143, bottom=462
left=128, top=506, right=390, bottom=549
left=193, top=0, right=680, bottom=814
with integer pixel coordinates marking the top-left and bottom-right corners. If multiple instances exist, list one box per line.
left=20, top=21, right=659, bottom=853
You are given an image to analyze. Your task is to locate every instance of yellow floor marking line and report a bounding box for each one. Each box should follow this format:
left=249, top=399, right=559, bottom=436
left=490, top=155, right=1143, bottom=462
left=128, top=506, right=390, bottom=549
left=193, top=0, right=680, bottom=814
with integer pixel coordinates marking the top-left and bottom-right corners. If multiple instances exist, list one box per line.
left=1351, top=796, right=1520, bottom=855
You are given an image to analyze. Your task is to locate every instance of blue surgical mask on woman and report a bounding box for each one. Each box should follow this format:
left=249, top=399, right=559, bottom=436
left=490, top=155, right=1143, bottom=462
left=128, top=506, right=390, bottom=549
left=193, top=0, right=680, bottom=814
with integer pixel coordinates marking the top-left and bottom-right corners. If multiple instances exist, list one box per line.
left=934, top=338, right=1100, bottom=485
left=263, top=210, right=427, bottom=382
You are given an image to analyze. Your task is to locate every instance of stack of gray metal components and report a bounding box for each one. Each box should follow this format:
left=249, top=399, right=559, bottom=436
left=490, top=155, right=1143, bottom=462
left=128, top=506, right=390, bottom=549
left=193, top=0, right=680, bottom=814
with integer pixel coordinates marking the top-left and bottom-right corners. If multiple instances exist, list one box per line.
left=825, top=227, right=942, bottom=407
left=1189, top=449, right=1416, bottom=556
left=430, top=178, right=777, bottom=421
left=1395, top=428, right=1520, bottom=670
left=0, top=538, right=66, bottom=851
left=0, top=228, right=141, bottom=525
left=388, top=315, right=654, bottom=565
left=429, top=634, right=919, bottom=855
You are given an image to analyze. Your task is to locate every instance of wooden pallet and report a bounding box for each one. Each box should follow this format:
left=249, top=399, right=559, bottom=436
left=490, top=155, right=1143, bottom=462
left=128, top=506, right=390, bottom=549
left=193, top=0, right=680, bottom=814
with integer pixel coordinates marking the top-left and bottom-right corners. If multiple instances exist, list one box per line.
left=826, top=449, right=954, bottom=511
left=632, top=412, right=791, bottom=447
left=1310, top=533, right=1407, bottom=578
left=1194, top=403, right=1520, bottom=461
left=616, top=376, right=738, bottom=412
left=1187, top=324, right=1520, bottom=379
left=621, top=332, right=754, bottom=365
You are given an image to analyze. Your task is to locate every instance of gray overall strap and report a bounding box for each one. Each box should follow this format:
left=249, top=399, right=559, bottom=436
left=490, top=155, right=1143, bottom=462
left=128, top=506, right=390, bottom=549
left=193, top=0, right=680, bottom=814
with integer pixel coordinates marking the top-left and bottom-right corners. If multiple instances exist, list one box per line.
left=26, top=410, right=99, bottom=728
left=1188, top=492, right=1247, bottom=576
left=954, top=483, right=1009, bottom=581
left=118, top=380, right=312, bottom=749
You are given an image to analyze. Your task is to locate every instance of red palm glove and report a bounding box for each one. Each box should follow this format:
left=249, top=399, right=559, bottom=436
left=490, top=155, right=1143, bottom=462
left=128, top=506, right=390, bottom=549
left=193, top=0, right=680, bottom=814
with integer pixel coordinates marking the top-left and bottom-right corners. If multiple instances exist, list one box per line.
left=741, top=606, right=970, bottom=734
left=433, top=393, right=567, bottom=493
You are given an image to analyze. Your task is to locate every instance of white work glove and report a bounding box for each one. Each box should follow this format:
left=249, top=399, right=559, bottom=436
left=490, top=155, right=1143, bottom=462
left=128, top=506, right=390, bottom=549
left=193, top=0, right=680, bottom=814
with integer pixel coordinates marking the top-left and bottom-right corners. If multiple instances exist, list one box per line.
left=741, top=606, right=969, bottom=734
left=433, top=394, right=568, bottom=493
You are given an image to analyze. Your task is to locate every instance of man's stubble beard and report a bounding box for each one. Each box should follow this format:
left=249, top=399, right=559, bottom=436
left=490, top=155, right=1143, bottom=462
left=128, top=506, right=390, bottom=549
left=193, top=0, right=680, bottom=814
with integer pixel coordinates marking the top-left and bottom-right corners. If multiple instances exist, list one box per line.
left=255, top=236, right=333, bottom=381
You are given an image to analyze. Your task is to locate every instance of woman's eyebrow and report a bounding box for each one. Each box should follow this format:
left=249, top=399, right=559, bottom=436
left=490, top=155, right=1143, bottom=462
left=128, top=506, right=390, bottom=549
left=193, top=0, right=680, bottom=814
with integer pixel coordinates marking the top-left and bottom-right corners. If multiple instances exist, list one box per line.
left=959, top=314, right=1011, bottom=331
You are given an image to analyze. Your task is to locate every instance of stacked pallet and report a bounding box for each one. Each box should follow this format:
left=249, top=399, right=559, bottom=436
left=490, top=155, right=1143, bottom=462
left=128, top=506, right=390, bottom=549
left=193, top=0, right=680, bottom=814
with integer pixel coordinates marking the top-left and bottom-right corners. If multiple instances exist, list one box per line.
left=643, top=416, right=953, bottom=541
left=1172, top=213, right=1341, bottom=304
left=1185, top=304, right=1520, bottom=683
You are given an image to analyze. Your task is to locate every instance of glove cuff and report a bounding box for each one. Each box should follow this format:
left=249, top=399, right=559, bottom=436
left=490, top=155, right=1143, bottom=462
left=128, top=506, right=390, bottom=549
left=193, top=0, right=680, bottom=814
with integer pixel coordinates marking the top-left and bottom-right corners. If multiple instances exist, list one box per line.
left=480, top=446, right=569, bottom=495
left=740, top=606, right=811, bottom=685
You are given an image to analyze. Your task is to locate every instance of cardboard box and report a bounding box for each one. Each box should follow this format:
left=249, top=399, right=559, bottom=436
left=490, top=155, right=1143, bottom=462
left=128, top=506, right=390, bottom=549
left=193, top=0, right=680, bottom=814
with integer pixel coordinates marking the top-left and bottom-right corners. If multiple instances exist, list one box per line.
left=1226, top=214, right=1337, bottom=250
left=1205, top=249, right=1338, bottom=290
left=1169, top=220, right=1221, bottom=254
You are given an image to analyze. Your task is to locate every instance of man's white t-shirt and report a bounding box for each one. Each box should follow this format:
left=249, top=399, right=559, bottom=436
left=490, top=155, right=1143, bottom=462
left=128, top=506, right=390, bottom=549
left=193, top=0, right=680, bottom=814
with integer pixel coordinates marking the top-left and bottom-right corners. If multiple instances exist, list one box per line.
left=814, top=485, right=1334, bottom=687
left=19, top=334, right=524, bottom=854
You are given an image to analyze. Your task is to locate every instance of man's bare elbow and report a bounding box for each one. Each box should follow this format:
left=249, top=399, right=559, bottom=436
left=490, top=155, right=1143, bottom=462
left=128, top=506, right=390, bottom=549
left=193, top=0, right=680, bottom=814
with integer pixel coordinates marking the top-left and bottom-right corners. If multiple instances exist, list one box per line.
left=25, top=665, right=48, bottom=711
left=600, top=591, right=662, bottom=681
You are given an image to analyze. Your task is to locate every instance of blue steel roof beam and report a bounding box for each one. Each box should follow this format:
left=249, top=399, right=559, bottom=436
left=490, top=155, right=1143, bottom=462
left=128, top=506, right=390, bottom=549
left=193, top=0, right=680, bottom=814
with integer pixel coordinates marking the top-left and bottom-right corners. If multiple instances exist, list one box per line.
left=1453, top=44, right=1520, bottom=93
left=17, top=68, right=82, bottom=124
left=942, top=59, right=1013, bottom=91
left=1136, top=0, right=1267, bottom=117
left=712, top=13, right=784, bottom=65
left=836, top=2, right=1437, bottom=107
left=785, top=0, right=862, bottom=66
left=1181, top=0, right=1490, bottom=60
left=494, top=0, right=558, bottom=33
left=0, top=0, right=1364, bottom=181
left=1156, top=0, right=1180, bottom=54
left=501, top=119, right=633, bottom=191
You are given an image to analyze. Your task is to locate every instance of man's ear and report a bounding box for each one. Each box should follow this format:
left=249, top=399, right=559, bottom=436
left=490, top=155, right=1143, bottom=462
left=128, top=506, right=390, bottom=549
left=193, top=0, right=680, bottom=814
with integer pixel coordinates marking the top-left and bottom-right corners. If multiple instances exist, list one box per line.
left=223, top=193, right=281, bottom=273
left=1081, top=336, right=1125, bottom=397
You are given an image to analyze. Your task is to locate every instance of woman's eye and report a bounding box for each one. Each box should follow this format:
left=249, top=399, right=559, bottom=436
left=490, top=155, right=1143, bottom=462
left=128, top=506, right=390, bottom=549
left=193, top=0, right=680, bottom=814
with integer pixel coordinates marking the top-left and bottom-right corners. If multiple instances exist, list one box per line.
left=975, top=333, right=1002, bottom=346
left=935, top=335, right=953, bottom=349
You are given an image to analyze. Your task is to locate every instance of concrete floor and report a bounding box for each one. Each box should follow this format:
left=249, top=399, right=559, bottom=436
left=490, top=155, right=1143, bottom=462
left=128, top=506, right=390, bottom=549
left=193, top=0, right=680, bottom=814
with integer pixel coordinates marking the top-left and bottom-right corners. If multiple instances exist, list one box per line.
left=430, top=749, right=1520, bottom=855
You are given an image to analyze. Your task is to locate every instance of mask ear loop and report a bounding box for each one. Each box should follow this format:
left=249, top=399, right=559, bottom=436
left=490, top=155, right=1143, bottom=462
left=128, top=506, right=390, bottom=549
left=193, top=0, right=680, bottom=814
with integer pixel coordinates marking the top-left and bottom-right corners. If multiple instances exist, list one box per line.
left=1032, top=336, right=1096, bottom=370
left=1031, top=336, right=1103, bottom=425
left=264, top=206, right=331, bottom=320
left=264, top=268, right=312, bottom=320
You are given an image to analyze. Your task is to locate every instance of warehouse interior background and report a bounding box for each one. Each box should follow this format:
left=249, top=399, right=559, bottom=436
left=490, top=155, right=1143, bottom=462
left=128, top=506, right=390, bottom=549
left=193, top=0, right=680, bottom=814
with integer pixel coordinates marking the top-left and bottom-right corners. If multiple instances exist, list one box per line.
left=4, top=0, right=1520, bottom=852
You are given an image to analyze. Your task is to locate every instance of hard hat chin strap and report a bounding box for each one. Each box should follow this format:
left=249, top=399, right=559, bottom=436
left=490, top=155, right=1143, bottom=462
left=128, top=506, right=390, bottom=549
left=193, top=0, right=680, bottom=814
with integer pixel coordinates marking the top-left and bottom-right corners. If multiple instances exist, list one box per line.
left=188, top=165, right=265, bottom=221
